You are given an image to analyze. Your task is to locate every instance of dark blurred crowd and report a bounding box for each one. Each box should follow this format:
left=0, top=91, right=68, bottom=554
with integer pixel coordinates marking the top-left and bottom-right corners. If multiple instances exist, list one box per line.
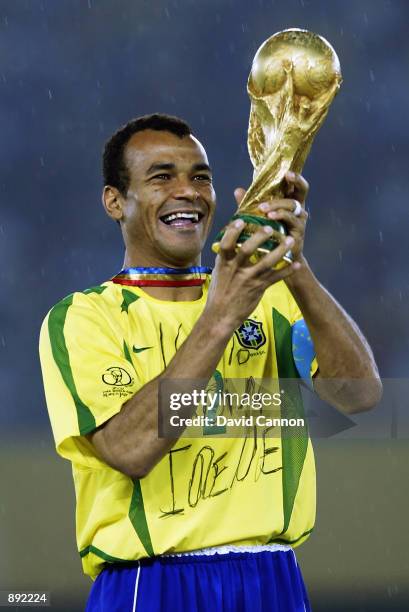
left=1, top=0, right=408, bottom=432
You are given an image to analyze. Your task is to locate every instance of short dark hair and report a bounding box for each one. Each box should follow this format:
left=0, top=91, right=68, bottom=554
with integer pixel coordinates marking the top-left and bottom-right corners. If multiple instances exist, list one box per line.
left=102, top=113, right=193, bottom=196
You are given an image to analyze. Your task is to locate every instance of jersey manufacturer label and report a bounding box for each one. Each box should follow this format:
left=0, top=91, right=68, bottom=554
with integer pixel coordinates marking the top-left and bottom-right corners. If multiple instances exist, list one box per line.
left=133, top=345, right=153, bottom=354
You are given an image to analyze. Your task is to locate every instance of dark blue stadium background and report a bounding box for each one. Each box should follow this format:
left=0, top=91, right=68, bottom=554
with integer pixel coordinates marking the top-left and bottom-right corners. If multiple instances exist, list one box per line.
left=1, top=1, right=408, bottom=610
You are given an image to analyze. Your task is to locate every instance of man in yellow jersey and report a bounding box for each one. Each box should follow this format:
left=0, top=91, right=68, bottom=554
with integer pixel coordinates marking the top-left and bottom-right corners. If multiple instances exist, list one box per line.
left=39, top=114, right=382, bottom=611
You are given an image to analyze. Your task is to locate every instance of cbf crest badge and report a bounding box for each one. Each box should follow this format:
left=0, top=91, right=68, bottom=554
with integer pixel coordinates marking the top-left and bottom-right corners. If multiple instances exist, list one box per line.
left=235, top=319, right=266, bottom=350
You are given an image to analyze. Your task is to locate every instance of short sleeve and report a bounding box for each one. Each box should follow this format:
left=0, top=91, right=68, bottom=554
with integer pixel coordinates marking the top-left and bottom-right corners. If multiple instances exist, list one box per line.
left=286, top=290, right=319, bottom=382
left=39, top=291, right=141, bottom=467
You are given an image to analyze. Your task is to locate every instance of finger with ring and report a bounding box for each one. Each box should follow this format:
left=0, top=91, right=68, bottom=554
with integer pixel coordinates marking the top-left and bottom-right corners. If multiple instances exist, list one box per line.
left=292, top=200, right=302, bottom=217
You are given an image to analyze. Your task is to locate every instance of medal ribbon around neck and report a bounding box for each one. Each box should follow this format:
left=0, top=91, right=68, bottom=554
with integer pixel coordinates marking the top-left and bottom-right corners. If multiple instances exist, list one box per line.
left=111, top=266, right=212, bottom=287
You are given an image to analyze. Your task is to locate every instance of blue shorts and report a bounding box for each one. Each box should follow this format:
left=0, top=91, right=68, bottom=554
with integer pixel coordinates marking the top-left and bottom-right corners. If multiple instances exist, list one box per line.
left=86, top=547, right=311, bottom=612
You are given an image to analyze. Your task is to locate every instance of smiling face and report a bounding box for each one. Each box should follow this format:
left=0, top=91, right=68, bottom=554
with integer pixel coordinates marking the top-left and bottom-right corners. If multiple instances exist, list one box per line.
left=104, top=129, right=216, bottom=268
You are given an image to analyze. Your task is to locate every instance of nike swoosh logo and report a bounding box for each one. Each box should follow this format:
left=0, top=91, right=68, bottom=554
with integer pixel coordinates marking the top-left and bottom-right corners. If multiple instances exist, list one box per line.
left=133, top=345, right=153, bottom=354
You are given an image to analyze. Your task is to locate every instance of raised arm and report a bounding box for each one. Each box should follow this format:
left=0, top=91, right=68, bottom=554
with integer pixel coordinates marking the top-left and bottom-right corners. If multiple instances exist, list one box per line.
left=247, top=172, right=382, bottom=414
left=89, top=222, right=299, bottom=479
left=285, top=257, right=382, bottom=412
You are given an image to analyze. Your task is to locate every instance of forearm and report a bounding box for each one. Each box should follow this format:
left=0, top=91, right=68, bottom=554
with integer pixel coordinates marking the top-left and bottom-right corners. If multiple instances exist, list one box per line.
left=285, top=257, right=382, bottom=412
left=90, top=311, right=234, bottom=479
left=89, top=224, right=299, bottom=478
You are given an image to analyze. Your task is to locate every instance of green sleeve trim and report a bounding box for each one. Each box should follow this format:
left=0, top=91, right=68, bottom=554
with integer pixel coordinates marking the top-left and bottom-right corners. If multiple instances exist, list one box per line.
left=272, top=308, right=308, bottom=535
left=79, top=545, right=130, bottom=563
left=48, top=294, right=96, bottom=435
left=121, top=289, right=140, bottom=313
left=128, top=480, right=155, bottom=557
left=83, top=286, right=108, bottom=295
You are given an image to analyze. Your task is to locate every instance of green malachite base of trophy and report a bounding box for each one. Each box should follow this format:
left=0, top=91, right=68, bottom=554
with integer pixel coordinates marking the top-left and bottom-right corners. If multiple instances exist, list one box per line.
left=212, top=214, right=292, bottom=268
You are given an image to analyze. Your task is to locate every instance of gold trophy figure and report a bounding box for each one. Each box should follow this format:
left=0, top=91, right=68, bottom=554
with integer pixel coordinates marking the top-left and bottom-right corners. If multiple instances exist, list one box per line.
left=212, top=28, right=342, bottom=265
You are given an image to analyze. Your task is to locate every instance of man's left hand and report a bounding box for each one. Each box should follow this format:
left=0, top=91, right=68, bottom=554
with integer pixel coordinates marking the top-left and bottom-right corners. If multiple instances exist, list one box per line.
left=234, top=171, right=309, bottom=263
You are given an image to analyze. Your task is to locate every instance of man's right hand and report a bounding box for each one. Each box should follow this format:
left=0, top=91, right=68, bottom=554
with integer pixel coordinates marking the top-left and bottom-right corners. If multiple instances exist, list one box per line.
left=88, top=217, right=300, bottom=480
left=204, top=218, right=300, bottom=332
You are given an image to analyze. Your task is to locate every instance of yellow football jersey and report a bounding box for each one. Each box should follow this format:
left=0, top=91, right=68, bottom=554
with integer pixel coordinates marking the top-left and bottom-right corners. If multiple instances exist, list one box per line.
left=39, top=276, right=317, bottom=580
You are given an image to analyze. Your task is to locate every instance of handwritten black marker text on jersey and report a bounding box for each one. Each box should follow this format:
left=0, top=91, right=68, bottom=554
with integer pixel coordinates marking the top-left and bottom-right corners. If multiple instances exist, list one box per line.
left=158, top=425, right=281, bottom=518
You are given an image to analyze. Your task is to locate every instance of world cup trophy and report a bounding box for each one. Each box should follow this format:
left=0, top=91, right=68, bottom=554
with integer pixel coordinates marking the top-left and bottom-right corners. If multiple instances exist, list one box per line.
left=212, top=28, right=342, bottom=266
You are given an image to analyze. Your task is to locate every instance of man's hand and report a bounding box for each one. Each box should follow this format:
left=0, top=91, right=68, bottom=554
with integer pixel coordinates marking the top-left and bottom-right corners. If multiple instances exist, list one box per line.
left=234, top=171, right=309, bottom=262
left=234, top=173, right=382, bottom=414
left=88, top=202, right=303, bottom=479
left=204, top=217, right=301, bottom=332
